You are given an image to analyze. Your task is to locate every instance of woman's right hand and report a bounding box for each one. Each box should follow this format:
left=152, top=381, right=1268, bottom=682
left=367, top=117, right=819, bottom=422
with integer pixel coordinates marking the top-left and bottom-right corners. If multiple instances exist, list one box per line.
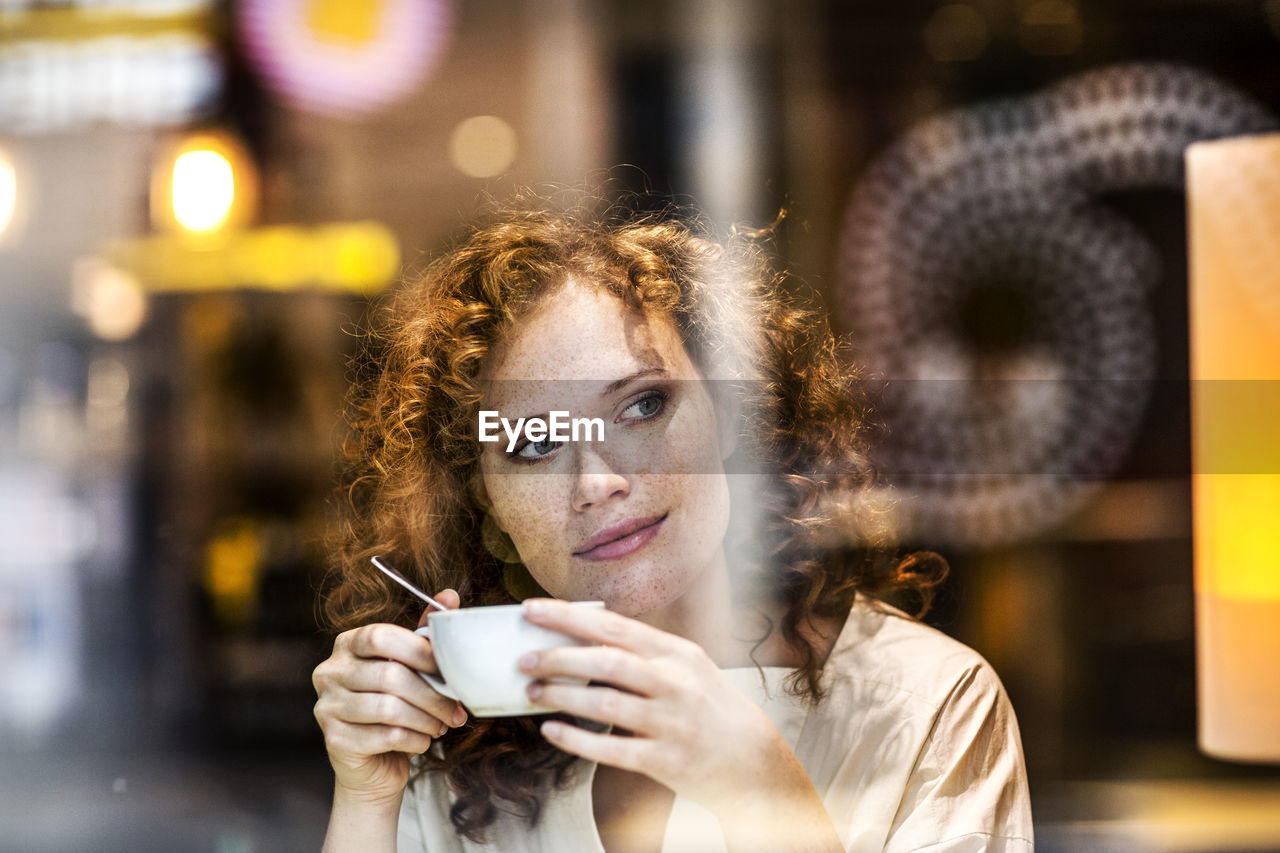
left=312, top=588, right=467, bottom=804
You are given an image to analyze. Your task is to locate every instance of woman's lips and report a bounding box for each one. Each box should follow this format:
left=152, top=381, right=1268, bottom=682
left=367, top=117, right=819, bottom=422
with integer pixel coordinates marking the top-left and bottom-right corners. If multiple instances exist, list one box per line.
left=574, top=514, right=667, bottom=561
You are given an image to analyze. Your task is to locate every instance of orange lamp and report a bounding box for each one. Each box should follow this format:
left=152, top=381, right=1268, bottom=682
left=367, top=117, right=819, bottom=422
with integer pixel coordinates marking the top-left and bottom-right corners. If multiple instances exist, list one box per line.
left=150, top=130, right=259, bottom=238
left=1187, top=133, right=1280, bottom=763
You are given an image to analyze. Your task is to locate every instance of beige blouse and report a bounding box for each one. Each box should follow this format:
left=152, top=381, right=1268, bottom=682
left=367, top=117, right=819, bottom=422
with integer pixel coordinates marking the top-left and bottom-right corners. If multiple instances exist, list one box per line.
left=397, top=594, right=1034, bottom=852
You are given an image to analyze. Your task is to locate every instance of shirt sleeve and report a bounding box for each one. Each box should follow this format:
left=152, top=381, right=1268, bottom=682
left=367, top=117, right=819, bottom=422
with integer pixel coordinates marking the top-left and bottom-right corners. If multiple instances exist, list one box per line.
left=397, top=764, right=467, bottom=853
left=397, top=779, right=426, bottom=851
left=881, top=663, right=1034, bottom=853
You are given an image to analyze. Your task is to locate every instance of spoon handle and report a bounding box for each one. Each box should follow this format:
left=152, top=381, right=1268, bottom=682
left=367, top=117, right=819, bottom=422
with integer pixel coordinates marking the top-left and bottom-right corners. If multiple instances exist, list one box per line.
left=370, top=556, right=448, bottom=611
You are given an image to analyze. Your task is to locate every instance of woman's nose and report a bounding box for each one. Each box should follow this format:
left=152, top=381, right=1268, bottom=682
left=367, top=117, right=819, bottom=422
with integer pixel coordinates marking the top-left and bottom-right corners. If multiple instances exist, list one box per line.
left=571, top=445, right=630, bottom=511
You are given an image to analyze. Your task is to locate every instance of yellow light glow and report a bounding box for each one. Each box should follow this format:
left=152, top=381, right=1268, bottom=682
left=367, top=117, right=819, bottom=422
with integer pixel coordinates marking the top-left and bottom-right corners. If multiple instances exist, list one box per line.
left=0, top=150, right=17, bottom=238
left=1194, top=475, right=1280, bottom=600
left=1188, top=133, right=1280, bottom=763
left=450, top=115, right=519, bottom=178
left=203, top=520, right=263, bottom=626
left=231, top=226, right=313, bottom=290
left=172, top=149, right=235, bottom=233
left=102, top=221, right=399, bottom=293
left=319, top=221, right=401, bottom=291
left=152, top=130, right=258, bottom=236
left=306, top=0, right=385, bottom=45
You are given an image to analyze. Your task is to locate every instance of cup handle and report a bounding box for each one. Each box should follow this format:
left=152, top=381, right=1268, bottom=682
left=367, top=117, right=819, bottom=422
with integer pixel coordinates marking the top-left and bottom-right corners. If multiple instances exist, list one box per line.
left=413, top=626, right=459, bottom=701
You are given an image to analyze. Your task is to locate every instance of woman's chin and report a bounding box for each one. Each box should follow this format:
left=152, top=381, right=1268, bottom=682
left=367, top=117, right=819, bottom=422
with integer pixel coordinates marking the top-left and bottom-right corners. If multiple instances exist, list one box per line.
left=540, top=549, right=716, bottom=617
left=596, top=572, right=699, bottom=619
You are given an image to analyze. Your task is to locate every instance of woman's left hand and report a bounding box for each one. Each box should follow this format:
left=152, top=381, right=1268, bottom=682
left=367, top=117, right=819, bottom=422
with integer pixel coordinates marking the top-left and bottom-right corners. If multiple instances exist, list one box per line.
left=518, top=598, right=822, bottom=824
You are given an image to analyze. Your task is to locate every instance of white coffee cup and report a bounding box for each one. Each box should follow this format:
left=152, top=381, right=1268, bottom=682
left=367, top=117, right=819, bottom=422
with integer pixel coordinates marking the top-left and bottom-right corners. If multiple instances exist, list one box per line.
left=414, top=601, right=604, bottom=717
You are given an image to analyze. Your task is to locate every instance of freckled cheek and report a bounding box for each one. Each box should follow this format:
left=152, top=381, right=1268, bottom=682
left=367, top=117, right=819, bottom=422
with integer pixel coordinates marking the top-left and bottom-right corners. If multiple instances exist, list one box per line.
left=492, top=474, right=575, bottom=580
left=678, top=473, right=731, bottom=536
left=664, top=404, right=725, bottom=475
left=615, top=435, right=698, bottom=480
left=600, top=429, right=659, bottom=475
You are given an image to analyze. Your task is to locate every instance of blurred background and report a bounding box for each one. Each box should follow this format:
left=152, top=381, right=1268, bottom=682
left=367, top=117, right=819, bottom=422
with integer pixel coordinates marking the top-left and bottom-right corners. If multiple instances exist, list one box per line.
left=2, top=1, right=1279, bottom=851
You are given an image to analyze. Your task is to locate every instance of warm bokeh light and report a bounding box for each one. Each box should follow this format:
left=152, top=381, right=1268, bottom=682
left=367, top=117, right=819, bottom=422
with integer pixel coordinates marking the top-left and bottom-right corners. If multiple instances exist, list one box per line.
left=172, top=149, right=236, bottom=233
left=449, top=114, right=518, bottom=178
left=318, top=221, right=402, bottom=291
left=306, top=0, right=381, bottom=44
left=203, top=520, right=264, bottom=627
left=152, top=131, right=259, bottom=236
left=71, top=257, right=150, bottom=342
left=1187, top=133, right=1280, bottom=763
left=238, top=0, right=452, bottom=116
left=0, top=149, right=17, bottom=239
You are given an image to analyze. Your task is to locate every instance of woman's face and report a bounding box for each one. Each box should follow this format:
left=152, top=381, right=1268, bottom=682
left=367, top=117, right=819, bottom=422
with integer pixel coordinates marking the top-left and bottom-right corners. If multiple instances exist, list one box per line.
left=475, top=276, right=733, bottom=617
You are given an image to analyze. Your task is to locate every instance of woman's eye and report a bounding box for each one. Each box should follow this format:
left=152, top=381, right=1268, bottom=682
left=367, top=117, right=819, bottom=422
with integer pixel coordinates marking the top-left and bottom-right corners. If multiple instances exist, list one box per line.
left=515, top=437, right=561, bottom=460
left=622, top=391, right=667, bottom=421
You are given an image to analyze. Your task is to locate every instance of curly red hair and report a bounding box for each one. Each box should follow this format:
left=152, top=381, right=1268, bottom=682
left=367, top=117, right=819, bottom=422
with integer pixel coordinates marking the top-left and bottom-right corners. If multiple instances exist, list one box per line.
left=322, top=193, right=947, bottom=842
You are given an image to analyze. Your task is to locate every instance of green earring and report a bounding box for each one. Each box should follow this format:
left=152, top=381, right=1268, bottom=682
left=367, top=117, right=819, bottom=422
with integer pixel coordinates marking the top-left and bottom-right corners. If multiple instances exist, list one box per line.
left=502, top=562, right=547, bottom=601
left=480, top=512, right=521, bottom=563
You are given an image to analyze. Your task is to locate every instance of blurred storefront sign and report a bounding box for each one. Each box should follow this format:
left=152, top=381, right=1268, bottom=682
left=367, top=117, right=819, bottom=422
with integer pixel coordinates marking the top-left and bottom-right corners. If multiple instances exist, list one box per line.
left=95, top=221, right=400, bottom=295
left=0, top=1, right=221, bottom=134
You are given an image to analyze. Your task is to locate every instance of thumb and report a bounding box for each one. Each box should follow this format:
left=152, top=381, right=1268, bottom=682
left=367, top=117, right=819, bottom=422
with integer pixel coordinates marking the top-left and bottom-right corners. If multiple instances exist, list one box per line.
left=417, top=588, right=461, bottom=628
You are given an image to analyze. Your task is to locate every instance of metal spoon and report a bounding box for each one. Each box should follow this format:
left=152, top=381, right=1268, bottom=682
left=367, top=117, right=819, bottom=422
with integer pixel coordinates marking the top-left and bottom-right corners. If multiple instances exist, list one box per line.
left=370, top=556, right=448, bottom=612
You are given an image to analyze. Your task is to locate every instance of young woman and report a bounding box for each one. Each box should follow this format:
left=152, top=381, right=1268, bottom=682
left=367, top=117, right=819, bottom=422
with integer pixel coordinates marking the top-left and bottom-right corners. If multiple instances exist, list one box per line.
left=312, top=198, right=1033, bottom=852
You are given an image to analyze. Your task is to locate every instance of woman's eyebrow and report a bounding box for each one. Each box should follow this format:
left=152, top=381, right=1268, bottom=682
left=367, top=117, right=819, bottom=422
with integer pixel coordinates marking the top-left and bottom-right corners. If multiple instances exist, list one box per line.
left=601, top=367, right=668, bottom=396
